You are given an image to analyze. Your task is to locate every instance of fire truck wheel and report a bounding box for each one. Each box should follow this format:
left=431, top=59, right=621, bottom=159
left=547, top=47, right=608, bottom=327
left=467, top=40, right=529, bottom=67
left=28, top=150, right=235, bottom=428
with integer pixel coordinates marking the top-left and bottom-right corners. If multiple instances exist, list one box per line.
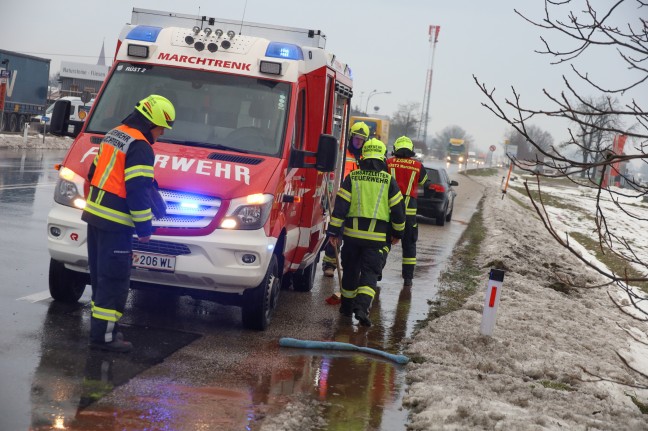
left=292, top=258, right=317, bottom=292
left=48, top=258, right=87, bottom=303
left=242, top=255, right=279, bottom=331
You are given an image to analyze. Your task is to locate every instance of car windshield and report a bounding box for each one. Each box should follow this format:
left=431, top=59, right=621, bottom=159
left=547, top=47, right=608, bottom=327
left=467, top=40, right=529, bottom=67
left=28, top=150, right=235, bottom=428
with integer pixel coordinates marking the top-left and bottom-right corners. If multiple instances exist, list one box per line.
left=85, top=62, right=290, bottom=157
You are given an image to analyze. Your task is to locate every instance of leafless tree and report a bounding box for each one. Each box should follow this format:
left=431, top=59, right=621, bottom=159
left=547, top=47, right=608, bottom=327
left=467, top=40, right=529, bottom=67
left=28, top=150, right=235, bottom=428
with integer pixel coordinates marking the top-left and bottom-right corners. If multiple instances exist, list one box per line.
left=506, top=124, right=555, bottom=165
left=563, top=96, right=624, bottom=178
left=475, top=0, right=648, bottom=313
left=390, top=102, right=421, bottom=144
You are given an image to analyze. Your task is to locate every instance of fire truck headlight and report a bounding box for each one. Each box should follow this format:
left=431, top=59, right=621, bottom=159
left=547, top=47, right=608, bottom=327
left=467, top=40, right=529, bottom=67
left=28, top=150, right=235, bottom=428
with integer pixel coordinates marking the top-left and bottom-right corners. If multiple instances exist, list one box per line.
left=220, top=194, right=273, bottom=230
left=54, top=167, right=86, bottom=210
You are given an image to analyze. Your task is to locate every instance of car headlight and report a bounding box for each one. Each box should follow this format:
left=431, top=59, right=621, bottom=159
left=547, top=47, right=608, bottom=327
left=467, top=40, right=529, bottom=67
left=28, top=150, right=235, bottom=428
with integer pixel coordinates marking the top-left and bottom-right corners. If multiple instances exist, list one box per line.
left=220, top=193, right=273, bottom=230
left=54, top=167, right=86, bottom=209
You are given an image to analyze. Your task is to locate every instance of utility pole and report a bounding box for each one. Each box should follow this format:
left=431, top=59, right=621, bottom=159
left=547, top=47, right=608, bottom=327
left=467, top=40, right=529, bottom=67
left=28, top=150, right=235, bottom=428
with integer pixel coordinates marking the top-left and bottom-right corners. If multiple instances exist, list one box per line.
left=418, top=25, right=441, bottom=146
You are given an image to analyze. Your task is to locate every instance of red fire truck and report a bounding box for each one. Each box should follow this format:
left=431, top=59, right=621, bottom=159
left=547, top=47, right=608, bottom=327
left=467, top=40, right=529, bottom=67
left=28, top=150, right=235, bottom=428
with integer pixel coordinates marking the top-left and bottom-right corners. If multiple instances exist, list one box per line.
left=46, top=8, right=353, bottom=330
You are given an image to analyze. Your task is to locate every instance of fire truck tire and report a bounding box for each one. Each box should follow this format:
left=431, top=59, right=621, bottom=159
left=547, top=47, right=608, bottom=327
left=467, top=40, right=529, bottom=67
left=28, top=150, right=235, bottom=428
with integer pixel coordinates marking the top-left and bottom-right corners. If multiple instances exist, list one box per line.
left=48, top=258, right=87, bottom=303
left=242, top=255, right=279, bottom=331
left=292, top=258, right=317, bottom=292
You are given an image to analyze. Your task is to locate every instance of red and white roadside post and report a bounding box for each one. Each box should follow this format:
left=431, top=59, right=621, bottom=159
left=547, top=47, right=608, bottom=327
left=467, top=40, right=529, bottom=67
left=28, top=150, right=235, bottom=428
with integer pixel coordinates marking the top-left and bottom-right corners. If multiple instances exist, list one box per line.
left=480, top=269, right=505, bottom=336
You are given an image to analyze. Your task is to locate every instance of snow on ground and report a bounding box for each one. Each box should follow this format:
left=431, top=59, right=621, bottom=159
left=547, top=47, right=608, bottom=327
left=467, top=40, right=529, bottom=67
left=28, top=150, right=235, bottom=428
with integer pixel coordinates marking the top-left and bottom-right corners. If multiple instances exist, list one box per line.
left=5, top=133, right=648, bottom=429
left=404, top=173, right=648, bottom=430
left=0, top=131, right=73, bottom=150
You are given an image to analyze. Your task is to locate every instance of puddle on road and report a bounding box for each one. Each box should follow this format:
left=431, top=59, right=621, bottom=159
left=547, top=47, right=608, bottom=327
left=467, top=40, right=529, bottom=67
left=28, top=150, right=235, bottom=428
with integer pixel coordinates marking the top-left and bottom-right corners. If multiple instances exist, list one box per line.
left=29, top=301, right=200, bottom=431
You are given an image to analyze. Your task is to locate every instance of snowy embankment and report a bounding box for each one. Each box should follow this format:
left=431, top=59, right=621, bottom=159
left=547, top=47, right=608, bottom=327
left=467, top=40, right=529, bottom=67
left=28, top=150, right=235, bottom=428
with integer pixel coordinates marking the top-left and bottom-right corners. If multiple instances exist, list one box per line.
left=404, top=173, right=648, bottom=430
left=0, top=132, right=73, bottom=149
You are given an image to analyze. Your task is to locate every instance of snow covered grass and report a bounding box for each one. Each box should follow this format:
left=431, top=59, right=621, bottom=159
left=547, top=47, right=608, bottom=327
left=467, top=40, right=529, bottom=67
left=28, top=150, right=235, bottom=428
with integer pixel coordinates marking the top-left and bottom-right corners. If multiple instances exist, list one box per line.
left=404, top=171, right=648, bottom=430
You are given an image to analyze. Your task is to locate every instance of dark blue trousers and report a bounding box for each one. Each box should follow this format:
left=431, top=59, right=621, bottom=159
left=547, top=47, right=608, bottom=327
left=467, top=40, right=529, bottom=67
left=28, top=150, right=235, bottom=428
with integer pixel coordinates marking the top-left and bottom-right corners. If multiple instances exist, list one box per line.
left=87, top=225, right=132, bottom=344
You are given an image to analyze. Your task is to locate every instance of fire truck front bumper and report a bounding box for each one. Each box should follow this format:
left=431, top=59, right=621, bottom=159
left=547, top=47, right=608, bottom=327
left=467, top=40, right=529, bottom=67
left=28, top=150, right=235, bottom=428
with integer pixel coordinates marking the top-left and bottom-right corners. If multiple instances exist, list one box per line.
left=47, top=203, right=276, bottom=294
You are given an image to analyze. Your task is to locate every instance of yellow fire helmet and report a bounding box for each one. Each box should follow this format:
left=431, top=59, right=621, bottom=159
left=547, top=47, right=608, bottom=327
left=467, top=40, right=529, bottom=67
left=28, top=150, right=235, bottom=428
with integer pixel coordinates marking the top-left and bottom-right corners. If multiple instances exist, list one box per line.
left=350, top=121, right=370, bottom=139
left=394, top=136, right=414, bottom=152
left=135, top=94, right=176, bottom=129
left=361, top=138, right=387, bottom=160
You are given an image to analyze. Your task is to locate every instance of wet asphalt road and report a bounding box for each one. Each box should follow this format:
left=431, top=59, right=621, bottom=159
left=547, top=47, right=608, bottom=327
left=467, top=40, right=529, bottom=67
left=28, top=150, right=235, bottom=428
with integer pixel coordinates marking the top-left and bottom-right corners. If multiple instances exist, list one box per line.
left=0, top=149, right=483, bottom=431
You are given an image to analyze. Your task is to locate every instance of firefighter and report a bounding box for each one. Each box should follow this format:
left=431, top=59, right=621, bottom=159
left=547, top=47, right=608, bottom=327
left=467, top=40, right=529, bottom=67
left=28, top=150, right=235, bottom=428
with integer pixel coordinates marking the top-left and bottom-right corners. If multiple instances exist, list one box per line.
left=327, top=138, right=405, bottom=326
left=386, top=136, right=428, bottom=286
left=82, top=94, right=175, bottom=352
left=322, top=121, right=370, bottom=277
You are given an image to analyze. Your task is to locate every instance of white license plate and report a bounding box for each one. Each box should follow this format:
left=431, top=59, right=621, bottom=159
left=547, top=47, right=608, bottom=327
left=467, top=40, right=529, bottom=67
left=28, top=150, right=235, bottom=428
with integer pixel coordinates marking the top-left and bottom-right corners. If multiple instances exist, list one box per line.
left=132, top=251, right=176, bottom=272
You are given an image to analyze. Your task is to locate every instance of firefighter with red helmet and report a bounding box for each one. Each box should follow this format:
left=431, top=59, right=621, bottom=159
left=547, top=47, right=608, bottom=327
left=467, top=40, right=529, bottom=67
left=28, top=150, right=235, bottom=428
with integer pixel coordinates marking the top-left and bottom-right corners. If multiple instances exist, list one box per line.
left=82, top=94, right=175, bottom=352
left=322, top=121, right=370, bottom=277
left=327, top=138, right=405, bottom=326
left=386, top=136, right=428, bottom=286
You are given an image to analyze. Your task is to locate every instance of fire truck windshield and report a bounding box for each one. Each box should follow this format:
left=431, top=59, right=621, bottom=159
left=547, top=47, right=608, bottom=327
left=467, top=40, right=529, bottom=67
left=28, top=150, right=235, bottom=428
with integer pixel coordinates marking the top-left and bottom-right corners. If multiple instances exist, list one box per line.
left=86, top=62, right=290, bottom=157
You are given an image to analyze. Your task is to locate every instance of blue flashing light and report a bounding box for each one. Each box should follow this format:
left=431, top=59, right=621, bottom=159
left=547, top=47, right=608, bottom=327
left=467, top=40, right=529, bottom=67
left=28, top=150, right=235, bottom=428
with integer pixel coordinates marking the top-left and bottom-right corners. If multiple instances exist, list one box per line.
left=126, top=25, right=162, bottom=42
left=180, top=202, right=199, bottom=210
left=265, top=42, right=303, bottom=60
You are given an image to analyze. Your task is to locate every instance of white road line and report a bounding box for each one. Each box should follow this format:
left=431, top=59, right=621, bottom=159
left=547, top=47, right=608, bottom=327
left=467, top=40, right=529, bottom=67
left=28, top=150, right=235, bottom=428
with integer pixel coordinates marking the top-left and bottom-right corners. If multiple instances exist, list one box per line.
left=17, top=290, right=52, bottom=303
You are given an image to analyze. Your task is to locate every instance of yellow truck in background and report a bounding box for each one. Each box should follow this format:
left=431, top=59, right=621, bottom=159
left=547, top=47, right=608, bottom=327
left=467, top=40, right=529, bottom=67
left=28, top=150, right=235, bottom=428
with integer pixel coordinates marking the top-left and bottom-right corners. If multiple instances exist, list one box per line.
left=350, top=116, right=389, bottom=145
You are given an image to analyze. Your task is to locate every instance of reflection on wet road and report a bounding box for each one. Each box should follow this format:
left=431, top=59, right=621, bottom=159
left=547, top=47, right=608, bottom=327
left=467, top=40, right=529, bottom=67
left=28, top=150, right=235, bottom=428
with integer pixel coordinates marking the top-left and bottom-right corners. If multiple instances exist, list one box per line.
left=0, top=151, right=482, bottom=430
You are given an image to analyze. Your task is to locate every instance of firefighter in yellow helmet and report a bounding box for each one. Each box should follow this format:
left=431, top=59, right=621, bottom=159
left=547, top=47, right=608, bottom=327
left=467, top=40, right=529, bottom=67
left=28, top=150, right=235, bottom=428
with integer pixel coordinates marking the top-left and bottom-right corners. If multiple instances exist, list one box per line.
left=386, top=136, right=428, bottom=286
left=327, top=138, right=405, bottom=326
left=322, top=121, right=370, bottom=277
left=82, top=94, right=175, bottom=352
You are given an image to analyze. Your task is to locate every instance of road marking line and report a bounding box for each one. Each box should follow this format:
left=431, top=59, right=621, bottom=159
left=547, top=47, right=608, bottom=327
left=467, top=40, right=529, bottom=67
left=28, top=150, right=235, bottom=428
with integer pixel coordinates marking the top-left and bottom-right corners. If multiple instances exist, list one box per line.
left=17, top=290, right=52, bottom=303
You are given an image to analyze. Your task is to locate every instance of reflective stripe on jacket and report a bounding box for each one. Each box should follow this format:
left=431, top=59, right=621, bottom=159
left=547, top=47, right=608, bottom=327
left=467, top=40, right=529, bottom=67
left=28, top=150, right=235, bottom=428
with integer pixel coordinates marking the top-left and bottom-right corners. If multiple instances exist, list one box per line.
left=327, top=169, right=405, bottom=245
left=343, top=150, right=359, bottom=178
left=82, top=124, right=155, bottom=237
left=387, top=157, right=428, bottom=216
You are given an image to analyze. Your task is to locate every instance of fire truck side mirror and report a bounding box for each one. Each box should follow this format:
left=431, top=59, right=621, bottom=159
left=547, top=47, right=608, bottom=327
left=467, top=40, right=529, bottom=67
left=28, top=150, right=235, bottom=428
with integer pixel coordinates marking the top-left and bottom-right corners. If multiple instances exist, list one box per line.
left=50, top=100, right=73, bottom=137
left=315, top=134, right=338, bottom=172
left=288, top=134, right=338, bottom=171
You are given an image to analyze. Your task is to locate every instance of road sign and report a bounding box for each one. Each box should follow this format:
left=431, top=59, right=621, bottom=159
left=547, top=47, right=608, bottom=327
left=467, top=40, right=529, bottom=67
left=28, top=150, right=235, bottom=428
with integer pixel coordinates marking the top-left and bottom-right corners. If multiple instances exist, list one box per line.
left=0, top=70, right=11, bottom=78
left=489, top=145, right=496, bottom=152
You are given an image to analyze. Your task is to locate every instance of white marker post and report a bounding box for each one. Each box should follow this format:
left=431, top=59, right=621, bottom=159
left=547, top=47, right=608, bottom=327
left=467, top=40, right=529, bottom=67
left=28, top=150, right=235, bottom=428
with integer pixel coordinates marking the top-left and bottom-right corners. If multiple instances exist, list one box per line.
left=480, top=269, right=505, bottom=336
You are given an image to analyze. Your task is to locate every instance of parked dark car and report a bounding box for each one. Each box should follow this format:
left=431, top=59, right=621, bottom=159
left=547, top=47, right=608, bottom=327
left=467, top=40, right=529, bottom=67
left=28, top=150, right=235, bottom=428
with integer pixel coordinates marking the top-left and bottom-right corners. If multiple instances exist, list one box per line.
left=417, top=167, right=458, bottom=226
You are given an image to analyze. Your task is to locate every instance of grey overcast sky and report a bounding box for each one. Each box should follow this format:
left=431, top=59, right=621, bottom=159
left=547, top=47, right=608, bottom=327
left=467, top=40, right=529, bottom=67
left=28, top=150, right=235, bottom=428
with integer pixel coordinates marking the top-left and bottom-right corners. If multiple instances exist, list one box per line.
left=1, top=0, right=645, bottom=154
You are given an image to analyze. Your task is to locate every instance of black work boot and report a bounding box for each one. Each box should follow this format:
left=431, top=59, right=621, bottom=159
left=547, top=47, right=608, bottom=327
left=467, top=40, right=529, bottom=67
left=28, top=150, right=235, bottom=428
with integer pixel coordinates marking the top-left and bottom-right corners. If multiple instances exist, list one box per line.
left=353, top=294, right=373, bottom=327
left=354, top=309, right=372, bottom=327
left=403, top=278, right=413, bottom=287
left=339, top=297, right=354, bottom=317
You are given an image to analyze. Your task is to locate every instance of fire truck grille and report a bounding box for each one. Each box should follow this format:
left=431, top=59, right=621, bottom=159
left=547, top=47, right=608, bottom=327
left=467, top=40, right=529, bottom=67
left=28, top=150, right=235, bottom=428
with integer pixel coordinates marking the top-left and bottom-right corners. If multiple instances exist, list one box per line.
left=153, top=190, right=221, bottom=229
left=207, top=153, right=264, bottom=165
left=132, top=238, right=191, bottom=256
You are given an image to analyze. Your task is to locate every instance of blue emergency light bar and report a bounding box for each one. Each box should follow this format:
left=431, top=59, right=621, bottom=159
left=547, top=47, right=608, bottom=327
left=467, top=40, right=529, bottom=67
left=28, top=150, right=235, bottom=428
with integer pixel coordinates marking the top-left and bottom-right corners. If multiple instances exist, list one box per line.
left=126, top=26, right=162, bottom=42
left=265, top=42, right=303, bottom=60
